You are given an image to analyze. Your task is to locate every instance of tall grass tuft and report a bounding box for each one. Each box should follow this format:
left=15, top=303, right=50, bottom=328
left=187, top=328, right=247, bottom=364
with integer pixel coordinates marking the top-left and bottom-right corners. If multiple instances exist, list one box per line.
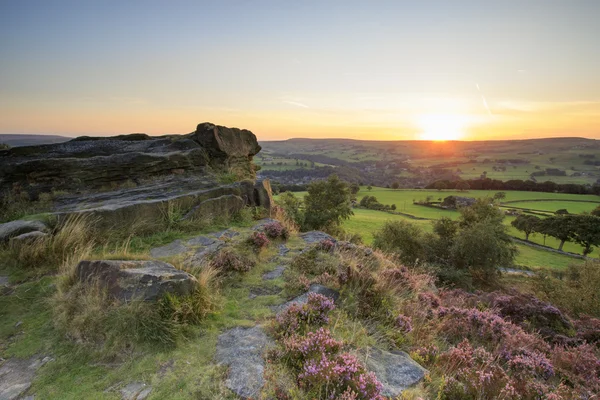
left=8, top=213, right=95, bottom=275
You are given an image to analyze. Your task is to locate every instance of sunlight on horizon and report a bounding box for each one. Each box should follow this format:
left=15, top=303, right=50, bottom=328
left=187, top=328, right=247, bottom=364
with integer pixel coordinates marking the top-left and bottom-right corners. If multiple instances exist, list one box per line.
left=417, top=114, right=469, bottom=141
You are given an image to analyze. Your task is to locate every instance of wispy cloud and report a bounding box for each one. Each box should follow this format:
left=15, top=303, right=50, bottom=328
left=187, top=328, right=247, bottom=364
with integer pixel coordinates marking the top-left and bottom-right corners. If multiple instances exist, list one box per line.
left=282, top=100, right=309, bottom=108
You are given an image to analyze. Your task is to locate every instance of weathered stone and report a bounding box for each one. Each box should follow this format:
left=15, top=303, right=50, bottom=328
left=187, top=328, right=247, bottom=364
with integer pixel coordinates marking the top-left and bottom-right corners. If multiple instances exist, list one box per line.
left=0, top=276, right=9, bottom=286
left=9, top=231, right=48, bottom=246
left=274, top=284, right=340, bottom=313
left=277, top=244, right=290, bottom=256
left=185, top=235, right=216, bottom=247
left=0, top=220, right=48, bottom=243
left=0, top=355, right=53, bottom=400
left=184, top=194, right=245, bottom=220
left=120, top=382, right=152, bottom=400
left=300, top=231, right=336, bottom=244
left=364, top=347, right=427, bottom=397
left=216, top=326, right=272, bottom=399
left=149, top=240, right=190, bottom=258
left=76, top=260, right=198, bottom=301
left=240, top=180, right=274, bottom=210
left=262, top=265, right=286, bottom=280
left=191, top=122, right=260, bottom=176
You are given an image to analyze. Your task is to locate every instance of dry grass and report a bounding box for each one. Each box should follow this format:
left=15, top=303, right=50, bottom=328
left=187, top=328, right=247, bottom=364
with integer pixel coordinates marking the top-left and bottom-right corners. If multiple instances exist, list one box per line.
left=8, top=213, right=95, bottom=275
left=271, top=206, right=299, bottom=235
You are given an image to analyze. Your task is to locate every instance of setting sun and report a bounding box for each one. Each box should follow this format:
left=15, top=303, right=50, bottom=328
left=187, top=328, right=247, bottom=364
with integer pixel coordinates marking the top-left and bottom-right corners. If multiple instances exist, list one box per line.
left=418, top=114, right=468, bottom=141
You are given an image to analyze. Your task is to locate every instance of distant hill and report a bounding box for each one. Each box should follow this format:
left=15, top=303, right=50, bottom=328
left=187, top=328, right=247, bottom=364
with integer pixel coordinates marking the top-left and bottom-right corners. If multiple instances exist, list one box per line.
left=0, top=134, right=71, bottom=147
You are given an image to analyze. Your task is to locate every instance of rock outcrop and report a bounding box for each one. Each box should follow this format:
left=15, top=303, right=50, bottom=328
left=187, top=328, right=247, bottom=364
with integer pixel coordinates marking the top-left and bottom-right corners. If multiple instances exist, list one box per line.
left=75, top=260, right=198, bottom=301
left=0, top=122, right=260, bottom=197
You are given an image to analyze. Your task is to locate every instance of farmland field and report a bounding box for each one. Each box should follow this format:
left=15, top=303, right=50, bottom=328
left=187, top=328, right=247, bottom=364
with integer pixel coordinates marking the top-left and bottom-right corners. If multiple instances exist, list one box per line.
left=276, top=187, right=599, bottom=270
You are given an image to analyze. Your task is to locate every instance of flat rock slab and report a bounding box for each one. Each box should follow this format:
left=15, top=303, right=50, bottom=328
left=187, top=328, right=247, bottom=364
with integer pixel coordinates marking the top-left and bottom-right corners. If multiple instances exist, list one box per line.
left=273, top=284, right=339, bottom=314
left=0, top=220, right=48, bottom=243
left=149, top=234, right=219, bottom=261
left=0, top=276, right=9, bottom=286
left=262, top=265, right=286, bottom=280
left=149, top=239, right=190, bottom=258
left=364, top=347, right=427, bottom=397
left=0, top=355, right=53, bottom=400
left=120, top=382, right=152, bottom=400
left=300, top=231, right=336, bottom=244
left=216, top=326, right=272, bottom=399
left=76, top=260, right=198, bottom=301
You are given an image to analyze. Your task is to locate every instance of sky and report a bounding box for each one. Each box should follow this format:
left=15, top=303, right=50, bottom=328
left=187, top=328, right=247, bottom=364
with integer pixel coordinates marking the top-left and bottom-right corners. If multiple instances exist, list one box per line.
left=0, top=0, right=599, bottom=141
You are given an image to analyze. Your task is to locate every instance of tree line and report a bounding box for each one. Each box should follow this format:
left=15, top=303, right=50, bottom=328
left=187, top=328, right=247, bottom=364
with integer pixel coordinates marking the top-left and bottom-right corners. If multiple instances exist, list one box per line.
left=426, top=178, right=600, bottom=195
left=511, top=208, right=600, bottom=255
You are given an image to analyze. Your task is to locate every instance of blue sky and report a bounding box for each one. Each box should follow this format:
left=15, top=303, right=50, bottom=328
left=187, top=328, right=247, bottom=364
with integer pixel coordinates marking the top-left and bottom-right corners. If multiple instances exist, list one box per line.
left=1, top=0, right=599, bottom=140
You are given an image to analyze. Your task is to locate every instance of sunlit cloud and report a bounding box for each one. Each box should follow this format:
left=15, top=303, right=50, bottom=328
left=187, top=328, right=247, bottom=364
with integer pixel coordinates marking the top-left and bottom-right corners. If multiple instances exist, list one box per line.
left=282, top=100, right=310, bottom=108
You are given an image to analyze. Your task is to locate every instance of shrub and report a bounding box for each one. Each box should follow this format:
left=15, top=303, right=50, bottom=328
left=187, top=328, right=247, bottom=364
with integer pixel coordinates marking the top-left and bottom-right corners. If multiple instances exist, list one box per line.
left=274, top=293, right=335, bottom=337
left=282, top=327, right=343, bottom=368
left=298, top=353, right=383, bottom=400
left=317, top=238, right=335, bottom=252
left=263, top=221, right=289, bottom=240
left=211, top=247, right=255, bottom=273
left=248, top=231, right=270, bottom=250
left=372, top=220, right=425, bottom=265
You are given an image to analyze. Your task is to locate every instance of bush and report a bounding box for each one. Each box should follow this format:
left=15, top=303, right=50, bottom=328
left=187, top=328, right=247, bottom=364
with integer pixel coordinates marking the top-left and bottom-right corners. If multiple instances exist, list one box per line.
left=248, top=231, right=270, bottom=250
left=210, top=247, right=256, bottom=273
left=263, top=221, right=289, bottom=240
left=274, top=293, right=335, bottom=337
left=304, top=175, right=353, bottom=231
left=372, top=220, right=425, bottom=265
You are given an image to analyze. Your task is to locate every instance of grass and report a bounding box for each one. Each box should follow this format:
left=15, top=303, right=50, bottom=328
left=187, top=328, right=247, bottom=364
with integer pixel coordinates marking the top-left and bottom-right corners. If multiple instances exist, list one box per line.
left=0, top=212, right=303, bottom=399
left=277, top=187, right=599, bottom=266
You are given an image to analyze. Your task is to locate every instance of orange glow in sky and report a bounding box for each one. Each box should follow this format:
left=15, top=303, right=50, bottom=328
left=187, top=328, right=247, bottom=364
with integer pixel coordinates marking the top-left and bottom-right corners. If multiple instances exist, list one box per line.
left=1, top=2, right=599, bottom=141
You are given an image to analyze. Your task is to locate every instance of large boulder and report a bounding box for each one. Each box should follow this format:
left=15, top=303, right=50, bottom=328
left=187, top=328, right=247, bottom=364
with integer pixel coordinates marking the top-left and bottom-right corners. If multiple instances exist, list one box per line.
left=190, top=122, right=261, bottom=176
left=0, top=220, right=48, bottom=243
left=75, top=260, right=198, bottom=301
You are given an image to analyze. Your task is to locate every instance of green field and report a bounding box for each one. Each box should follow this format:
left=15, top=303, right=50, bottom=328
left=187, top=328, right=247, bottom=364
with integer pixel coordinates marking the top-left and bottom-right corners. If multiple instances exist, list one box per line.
left=276, top=187, right=599, bottom=270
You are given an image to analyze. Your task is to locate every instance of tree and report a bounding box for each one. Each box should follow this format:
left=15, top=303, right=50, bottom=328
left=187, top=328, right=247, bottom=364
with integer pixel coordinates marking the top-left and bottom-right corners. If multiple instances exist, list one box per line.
left=511, top=214, right=541, bottom=241
left=570, top=215, right=600, bottom=256
left=434, top=181, right=447, bottom=191
left=537, top=215, right=575, bottom=251
left=303, top=175, right=353, bottom=230
left=367, top=185, right=373, bottom=191
left=458, top=197, right=504, bottom=228
left=455, top=181, right=470, bottom=192
left=555, top=209, right=569, bottom=215
left=451, top=220, right=517, bottom=282
left=391, top=204, right=397, bottom=210
left=349, top=183, right=360, bottom=195
left=391, top=181, right=400, bottom=190
left=373, top=220, right=425, bottom=265
left=591, top=205, right=600, bottom=217
left=493, top=192, right=506, bottom=201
